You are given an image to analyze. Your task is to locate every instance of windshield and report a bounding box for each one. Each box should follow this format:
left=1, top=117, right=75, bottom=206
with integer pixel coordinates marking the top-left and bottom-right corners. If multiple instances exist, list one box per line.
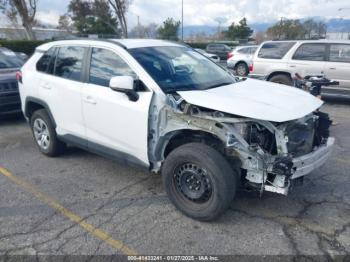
left=129, top=46, right=235, bottom=93
left=0, top=48, right=24, bottom=69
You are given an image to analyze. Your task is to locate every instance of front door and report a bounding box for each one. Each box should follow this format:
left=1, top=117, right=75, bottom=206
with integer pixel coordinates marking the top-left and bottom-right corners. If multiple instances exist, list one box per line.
left=82, top=47, right=153, bottom=166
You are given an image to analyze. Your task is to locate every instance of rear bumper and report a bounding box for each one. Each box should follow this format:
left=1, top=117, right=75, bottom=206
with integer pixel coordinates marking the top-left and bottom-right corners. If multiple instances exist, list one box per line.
left=0, top=92, right=22, bottom=116
left=291, top=137, right=335, bottom=179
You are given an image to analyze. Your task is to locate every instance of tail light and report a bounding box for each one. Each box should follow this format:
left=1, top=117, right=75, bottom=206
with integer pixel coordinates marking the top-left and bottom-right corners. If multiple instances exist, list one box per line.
left=227, top=52, right=233, bottom=59
left=248, top=63, right=253, bottom=72
left=16, top=71, right=22, bottom=84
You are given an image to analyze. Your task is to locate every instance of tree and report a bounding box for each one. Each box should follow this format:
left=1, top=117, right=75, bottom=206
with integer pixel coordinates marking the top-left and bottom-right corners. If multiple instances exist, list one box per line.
left=225, top=18, right=253, bottom=40
left=68, top=0, right=120, bottom=36
left=157, top=18, right=180, bottom=41
left=129, top=23, right=158, bottom=38
left=107, top=0, right=130, bottom=38
left=58, top=13, right=74, bottom=32
left=266, top=18, right=327, bottom=40
left=0, top=0, right=38, bottom=40
left=266, top=19, right=306, bottom=40
left=303, top=18, right=327, bottom=39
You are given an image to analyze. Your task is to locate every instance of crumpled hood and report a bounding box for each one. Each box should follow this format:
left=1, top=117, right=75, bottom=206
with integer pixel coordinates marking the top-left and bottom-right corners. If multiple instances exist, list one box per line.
left=177, top=78, right=323, bottom=122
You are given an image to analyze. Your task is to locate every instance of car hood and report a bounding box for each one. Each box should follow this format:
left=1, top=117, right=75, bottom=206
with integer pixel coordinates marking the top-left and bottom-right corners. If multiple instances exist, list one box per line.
left=177, top=78, right=323, bottom=122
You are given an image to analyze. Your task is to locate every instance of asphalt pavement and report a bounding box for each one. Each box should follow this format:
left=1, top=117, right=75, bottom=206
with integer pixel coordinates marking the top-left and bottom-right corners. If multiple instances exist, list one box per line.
left=0, top=102, right=349, bottom=259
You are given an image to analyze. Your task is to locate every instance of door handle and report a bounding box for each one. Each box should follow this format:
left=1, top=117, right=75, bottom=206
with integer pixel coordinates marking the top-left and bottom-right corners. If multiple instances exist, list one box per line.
left=83, top=96, right=97, bottom=105
left=289, top=65, right=296, bottom=68
left=329, top=67, right=336, bottom=70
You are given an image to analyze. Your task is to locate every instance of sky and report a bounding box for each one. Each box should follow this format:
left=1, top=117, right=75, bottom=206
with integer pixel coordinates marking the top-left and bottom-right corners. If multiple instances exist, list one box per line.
left=2, top=0, right=350, bottom=28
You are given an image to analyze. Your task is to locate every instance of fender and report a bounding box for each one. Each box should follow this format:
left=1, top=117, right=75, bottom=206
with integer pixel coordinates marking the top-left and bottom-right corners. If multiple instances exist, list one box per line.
left=24, top=96, right=57, bottom=128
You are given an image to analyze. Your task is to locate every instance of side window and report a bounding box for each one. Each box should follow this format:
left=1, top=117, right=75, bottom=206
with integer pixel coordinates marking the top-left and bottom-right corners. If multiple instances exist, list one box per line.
left=258, top=42, right=296, bottom=59
left=89, top=48, right=136, bottom=87
left=238, top=47, right=249, bottom=54
left=292, top=43, right=326, bottom=61
left=36, top=47, right=56, bottom=73
left=54, top=46, right=85, bottom=81
left=329, top=44, right=350, bottom=63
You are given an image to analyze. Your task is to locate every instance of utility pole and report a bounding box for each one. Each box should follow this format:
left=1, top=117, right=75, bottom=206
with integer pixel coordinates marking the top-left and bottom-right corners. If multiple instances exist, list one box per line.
left=181, top=0, right=184, bottom=41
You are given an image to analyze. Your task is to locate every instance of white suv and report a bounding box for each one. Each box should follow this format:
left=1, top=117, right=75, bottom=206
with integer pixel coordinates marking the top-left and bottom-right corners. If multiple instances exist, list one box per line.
left=19, top=39, right=334, bottom=221
left=250, top=40, right=350, bottom=98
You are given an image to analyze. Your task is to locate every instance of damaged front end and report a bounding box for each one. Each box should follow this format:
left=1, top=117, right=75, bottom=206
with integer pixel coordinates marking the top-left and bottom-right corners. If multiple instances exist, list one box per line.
left=149, top=94, right=334, bottom=196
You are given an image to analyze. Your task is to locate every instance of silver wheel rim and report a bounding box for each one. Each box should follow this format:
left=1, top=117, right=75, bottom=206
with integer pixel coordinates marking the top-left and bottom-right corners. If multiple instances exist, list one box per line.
left=236, top=65, right=247, bottom=76
left=33, top=118, right=50, bottom=150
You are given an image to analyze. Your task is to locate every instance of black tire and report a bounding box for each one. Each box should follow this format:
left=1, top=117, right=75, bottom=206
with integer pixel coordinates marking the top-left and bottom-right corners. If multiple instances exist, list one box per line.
left=269, top=74, right=293, bottom=86
left=30, top=109, right=66, bottom=157
left=235, top=62, right=249, bottom=76
left=162, top=143, right=239, bottom=221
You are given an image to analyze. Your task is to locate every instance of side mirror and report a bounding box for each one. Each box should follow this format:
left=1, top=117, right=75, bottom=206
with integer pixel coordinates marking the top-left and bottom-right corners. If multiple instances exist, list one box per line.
left=109, top=76, right=139, bottom=102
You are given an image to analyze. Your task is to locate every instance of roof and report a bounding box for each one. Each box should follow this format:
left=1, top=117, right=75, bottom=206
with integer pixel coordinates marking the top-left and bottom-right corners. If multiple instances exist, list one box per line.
left=265, top=39, right=350, bottom=44
left=110, top=39, right=183, bottom=49
left=36, top=38, right=184, bottom=52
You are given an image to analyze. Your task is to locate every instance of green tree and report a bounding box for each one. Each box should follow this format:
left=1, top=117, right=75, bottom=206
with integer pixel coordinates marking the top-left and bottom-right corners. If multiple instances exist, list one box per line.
left=157, top=18, right=180, bottom=41
left=303, top=18, right=327, bottom=39
left=267, top=19, right=306, bottom=40
left=68, top=0, right=120, bottom=36
left=225, top=18, right=253, bottom=40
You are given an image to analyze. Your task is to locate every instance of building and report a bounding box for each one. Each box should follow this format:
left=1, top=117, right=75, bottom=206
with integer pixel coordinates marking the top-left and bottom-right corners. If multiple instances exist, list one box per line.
left=0, top=27, right=74, bottom=40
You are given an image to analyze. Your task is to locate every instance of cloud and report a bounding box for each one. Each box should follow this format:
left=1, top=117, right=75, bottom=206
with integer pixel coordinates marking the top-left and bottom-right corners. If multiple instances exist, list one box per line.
left=36, top=11, right=61, bottom=26
left=127, top=0, right=350, bottom=27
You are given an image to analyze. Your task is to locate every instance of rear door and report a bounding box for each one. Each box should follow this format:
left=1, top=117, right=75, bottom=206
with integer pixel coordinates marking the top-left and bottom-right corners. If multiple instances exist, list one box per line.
left=38, top=45, right=87, bottom=139
left=324, top=43, right=350, bottom=88
left=289, top=43, right=327, bottom=76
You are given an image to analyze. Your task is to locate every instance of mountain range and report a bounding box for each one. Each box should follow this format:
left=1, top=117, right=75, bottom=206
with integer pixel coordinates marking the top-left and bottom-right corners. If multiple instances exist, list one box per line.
left=183, top=18, right=350, bottom=37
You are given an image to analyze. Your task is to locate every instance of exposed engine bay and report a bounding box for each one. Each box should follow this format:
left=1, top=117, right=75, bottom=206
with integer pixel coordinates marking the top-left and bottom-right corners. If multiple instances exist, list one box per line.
left=148, top=93, right=333, bottom=196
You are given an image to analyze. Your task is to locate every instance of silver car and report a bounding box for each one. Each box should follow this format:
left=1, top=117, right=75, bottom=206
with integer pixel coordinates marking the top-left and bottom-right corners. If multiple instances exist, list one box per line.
left=250, top=40, right=350, bottom=98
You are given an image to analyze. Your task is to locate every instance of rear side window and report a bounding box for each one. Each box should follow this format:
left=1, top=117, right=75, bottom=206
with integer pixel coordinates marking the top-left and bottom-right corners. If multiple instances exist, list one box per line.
left=237, top=47, right=250, bottom=54
left=292, top=43, right=326, bottom=61
left=329, top=44, right=350, bottom=63
left=36, top=47, right=56, bottom=73
left=89, top=48, right=136, bottom=87
left=54, top=46, right=85, bottom=81
left=258, top=42, right=296, bottom=59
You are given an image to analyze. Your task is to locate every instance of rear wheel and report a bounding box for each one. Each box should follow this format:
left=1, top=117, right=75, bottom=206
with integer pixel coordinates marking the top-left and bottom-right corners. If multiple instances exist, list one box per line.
left=235, top=62, right=249, bottom=76
left=162, top=143, right=239, bottom=221
left=269, top=74, right=293, bottom=86
left=30, top=109, right=66, bottom=157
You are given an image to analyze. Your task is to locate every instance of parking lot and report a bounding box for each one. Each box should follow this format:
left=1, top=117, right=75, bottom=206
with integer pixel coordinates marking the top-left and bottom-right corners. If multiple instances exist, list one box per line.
left=0, top=101, right=349, bottom=258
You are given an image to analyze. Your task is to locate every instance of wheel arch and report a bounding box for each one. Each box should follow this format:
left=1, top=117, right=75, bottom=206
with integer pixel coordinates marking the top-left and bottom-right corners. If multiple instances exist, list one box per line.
left=266, top=71, right=292, bottom=81
left=153, top=129, right=226, bottom=163
left=234, top=60, right=248, bottom=68
left=25, top=97, right=56, bottom=128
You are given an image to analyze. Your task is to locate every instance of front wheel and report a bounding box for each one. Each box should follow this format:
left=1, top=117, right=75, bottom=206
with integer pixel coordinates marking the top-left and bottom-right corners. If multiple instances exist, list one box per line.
left=162, top=143, right=239, bottom=221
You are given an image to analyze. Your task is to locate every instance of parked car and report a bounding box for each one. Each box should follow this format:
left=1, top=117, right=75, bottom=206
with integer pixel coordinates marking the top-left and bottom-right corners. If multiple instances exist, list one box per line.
left=195, top=48, right=220, bottom=63
left=15, top=52, right=29, bottom=61
left=206, top=43, right=232, bottom=60
left=227, top=45, right=258, bottom=76
left=19, top=39, right=334, bottom=221
left=250, top=40, right=350, bottom=98
left=0, top=47, right=25, bottom=116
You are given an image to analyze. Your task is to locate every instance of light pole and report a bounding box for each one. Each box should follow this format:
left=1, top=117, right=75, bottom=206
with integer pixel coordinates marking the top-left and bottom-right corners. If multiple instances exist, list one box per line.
left=181, top=0, right=184, bottom=41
